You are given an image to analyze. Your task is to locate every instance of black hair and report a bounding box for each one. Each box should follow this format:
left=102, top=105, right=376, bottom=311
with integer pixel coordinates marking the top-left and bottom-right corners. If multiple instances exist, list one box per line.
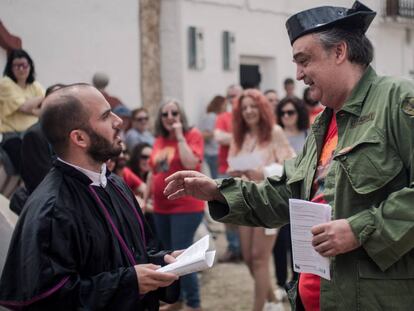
left=40, top=93, right=90, bottom=156
left=302, top=87, right=319, bottom=107
left=3, top=49, right=36, bottom=84
left=128, top=142, right=152, bottom=180
left=283, top=78, right=294, bottom=86
left=276, top=96, right=309, bottom=131
left=45, top=83, right=66, bottom=97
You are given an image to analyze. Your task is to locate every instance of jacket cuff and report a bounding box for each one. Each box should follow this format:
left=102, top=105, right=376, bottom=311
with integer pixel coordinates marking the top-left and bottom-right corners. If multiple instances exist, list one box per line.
left=208, top=177, right=247, bottom=222
left=348, top=209, right=398, bottom=271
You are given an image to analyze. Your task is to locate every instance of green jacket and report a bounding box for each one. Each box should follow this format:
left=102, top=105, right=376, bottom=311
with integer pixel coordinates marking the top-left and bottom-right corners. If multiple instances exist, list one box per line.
left=209, top=67, right=414, bottom=311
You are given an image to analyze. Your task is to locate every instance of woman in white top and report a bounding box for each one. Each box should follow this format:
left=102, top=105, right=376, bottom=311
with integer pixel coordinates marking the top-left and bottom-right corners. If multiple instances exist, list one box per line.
left=227, top=89, right=295, bottom=311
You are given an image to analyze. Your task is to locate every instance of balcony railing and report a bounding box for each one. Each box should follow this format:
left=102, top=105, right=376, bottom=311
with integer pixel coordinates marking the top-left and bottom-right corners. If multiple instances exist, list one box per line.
left=386, top=0, right=414, bottom=19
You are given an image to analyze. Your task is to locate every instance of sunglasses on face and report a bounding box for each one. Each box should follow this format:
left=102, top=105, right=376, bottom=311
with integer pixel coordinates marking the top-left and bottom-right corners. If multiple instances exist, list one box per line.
left=281, top=110, right=297, bottom=117
left=140, top=154, right=151, bottom=160
left=134, top=116, right=149, bottom=122
left=12, top=63, right=30, bottom=70
left=161, top=111, right=179, bottom=118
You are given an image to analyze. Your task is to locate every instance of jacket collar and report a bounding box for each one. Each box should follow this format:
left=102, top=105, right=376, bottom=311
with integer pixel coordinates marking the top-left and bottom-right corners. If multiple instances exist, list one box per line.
left=339, top=65, right=377, bottom=117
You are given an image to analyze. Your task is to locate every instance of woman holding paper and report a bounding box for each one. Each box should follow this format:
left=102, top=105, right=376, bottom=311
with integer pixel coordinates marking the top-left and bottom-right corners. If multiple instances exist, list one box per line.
left=227, top=89, right=295, bottom=311
left=150, top=99, right=204, bottom=311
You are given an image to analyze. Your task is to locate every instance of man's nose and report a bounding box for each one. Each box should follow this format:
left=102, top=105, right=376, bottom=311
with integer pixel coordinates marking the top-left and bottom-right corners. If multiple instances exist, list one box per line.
left=296, top=66, right=304, bottom=81
left=112, top=112, right=123, bottom=128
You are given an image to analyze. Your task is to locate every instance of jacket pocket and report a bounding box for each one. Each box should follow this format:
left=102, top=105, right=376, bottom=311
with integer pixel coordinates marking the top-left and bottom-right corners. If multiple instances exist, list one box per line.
left=334, top=131, right=403, bottom=194
left=357, top=259, right=414, bottom=310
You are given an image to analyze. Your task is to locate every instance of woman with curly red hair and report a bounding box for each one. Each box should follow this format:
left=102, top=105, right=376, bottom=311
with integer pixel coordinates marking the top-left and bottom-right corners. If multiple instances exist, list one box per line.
left=228, top=89, right=295, bottom=311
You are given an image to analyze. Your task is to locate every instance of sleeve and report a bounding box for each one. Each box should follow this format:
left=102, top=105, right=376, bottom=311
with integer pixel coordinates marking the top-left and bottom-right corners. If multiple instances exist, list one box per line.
left=0, top=78, right=26, bottom=117
left=185, top=128, right=204, bottom=162
left=347, top=87, right=414, bottom=271
left=33, top=81, right=45, bottom=97
left=215, top=113, right=228, bottom=131
left=208, top=160, right=294, bottom=228
left=0, top=200, right=140, bottom=310
left=124, top=168, right=143, bottom=191
left=272, top=125, right=296, bottom=163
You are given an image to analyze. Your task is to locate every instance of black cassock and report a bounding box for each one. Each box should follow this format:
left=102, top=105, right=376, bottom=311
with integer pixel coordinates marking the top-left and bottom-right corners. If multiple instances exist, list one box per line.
left=0, top=161, right=179, bottom=310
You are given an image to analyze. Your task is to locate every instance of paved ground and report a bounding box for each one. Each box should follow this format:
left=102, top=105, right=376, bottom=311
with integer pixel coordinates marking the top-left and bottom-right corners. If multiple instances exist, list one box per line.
left=198, top=219, right=291, bottom=311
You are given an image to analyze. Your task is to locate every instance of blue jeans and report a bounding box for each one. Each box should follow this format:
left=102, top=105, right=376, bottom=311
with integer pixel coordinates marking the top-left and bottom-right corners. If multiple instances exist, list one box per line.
left=153, top=212, right=204, bottom=308
left=204, top=154, right=219, bottom=179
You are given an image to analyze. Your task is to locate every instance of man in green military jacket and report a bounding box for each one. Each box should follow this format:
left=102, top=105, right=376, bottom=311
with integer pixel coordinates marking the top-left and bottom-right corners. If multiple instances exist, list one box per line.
left=164, top=1, right=414, bottom=310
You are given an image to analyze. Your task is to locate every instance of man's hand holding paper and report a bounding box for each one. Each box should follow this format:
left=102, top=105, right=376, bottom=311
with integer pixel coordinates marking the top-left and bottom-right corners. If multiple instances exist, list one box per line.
left=311, top=219, right=360, bottom=257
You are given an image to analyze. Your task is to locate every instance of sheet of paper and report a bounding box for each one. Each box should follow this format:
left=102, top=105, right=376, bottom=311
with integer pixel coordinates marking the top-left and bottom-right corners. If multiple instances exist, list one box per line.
left=263, top=163, right=284, bottom=178
left=289, top=199, right=332, bottom=280
left=157, top=235, right=216, bottom=277
left=227, top=151, right=264, bottom=171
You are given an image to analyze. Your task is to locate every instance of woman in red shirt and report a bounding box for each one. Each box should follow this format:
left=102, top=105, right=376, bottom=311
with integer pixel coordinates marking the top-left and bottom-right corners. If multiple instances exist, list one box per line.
left=150, top=99, right=204, bottom=311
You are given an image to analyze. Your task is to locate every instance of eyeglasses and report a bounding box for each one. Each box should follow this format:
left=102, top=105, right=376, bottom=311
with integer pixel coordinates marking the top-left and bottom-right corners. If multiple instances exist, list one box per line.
left=134, top=116, right=149, bottom=122
left=140, top=154, right=150, bottom=160
left=281, top=110, right=297, bottom=117
left=12, top=63, right=30, bottom=70
left=161, top=111, right=179, bottom=118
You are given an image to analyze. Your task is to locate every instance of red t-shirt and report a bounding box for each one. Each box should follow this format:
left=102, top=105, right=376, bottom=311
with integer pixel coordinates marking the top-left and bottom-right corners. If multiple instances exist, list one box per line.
left=309, top=105, right=325, bottom=125
left=215, top=111, right=232, bottom=174
left=150, top=127, right=205, bottom=214
left=299, top=115, right=338, bottom=311
left=122, top=167, right=143, bottom=193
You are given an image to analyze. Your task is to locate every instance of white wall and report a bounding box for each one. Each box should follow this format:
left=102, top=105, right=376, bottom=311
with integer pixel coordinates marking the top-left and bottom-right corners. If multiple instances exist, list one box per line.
left=1, top=0, right=412, bottom=124
left=0, top=0, right=140, bottom=107
left=164, top=0, right=414, bottom=125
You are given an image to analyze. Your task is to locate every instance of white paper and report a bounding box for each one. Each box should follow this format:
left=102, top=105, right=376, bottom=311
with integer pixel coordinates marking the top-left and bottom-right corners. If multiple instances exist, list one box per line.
left=227, top=151, right=264, bottom=171
left=157, top=235, right=216, bottom=277
left=263, top=163, right=284, bottom=178
left=289, top=199, right=332, bottom=280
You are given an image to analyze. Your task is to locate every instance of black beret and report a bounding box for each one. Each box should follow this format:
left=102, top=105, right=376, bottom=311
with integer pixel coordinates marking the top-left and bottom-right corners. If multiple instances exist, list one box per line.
left=286, top=1, right=376, bottom=45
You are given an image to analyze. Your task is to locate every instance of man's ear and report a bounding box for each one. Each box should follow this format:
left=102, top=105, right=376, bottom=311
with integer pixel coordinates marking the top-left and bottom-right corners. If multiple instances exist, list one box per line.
left=69, top=129, right=89, bottom=149
left=335, top=41, right=347, bottom=64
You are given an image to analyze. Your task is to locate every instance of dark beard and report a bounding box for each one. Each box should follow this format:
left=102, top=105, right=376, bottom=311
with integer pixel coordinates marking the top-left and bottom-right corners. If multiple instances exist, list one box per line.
left=85, top=127, right=122, bottom=163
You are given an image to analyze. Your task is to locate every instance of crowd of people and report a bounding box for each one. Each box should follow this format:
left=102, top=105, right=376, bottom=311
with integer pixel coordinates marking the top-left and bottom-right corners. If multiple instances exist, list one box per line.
left=1, top=1, right=413, bottom=311
left=0, top=45, right=319, bottom=311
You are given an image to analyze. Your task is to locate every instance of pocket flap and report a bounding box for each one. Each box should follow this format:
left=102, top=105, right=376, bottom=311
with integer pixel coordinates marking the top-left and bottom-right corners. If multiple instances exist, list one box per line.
left=334, top=133, right=403, bottom=194
left=358, top=259, right=414, bottom=279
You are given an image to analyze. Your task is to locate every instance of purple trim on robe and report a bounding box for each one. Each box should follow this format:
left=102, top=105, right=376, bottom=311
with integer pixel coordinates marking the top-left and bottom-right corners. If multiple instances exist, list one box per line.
left=88, top=185, right=137, bottom=266
left=109, top=180, right=147, bottom=249
left=0, top=276, right=70, bottom=309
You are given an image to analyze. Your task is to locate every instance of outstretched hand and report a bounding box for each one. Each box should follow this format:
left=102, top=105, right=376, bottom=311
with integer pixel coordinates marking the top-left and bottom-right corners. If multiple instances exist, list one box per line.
left=164, top=170, right=225, bottom=202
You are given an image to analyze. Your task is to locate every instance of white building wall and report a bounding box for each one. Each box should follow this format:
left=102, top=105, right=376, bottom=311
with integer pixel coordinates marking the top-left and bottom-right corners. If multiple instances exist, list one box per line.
left=0, top=0, right=140, bottom=108
left=165, top=0, right=414, bottom=125
left=0, top=0, right=412, bottom=125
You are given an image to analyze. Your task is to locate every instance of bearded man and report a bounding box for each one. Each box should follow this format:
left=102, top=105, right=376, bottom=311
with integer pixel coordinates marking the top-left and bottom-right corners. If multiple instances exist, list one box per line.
left=0, top=84, right=180, bottom=310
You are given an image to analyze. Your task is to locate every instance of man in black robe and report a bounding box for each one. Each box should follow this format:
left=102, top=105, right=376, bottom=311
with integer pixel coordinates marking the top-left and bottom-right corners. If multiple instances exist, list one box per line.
left=0, top=84, right=180, bottom=310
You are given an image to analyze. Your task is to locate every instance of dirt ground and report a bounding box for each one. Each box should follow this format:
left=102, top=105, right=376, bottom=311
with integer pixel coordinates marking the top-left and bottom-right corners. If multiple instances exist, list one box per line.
left=197, top=220, right=291, bottom=311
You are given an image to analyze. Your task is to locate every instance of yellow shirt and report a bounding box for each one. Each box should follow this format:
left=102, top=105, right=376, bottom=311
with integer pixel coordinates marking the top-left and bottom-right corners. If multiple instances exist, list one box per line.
left=0, top=76, right=44, bottom=132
